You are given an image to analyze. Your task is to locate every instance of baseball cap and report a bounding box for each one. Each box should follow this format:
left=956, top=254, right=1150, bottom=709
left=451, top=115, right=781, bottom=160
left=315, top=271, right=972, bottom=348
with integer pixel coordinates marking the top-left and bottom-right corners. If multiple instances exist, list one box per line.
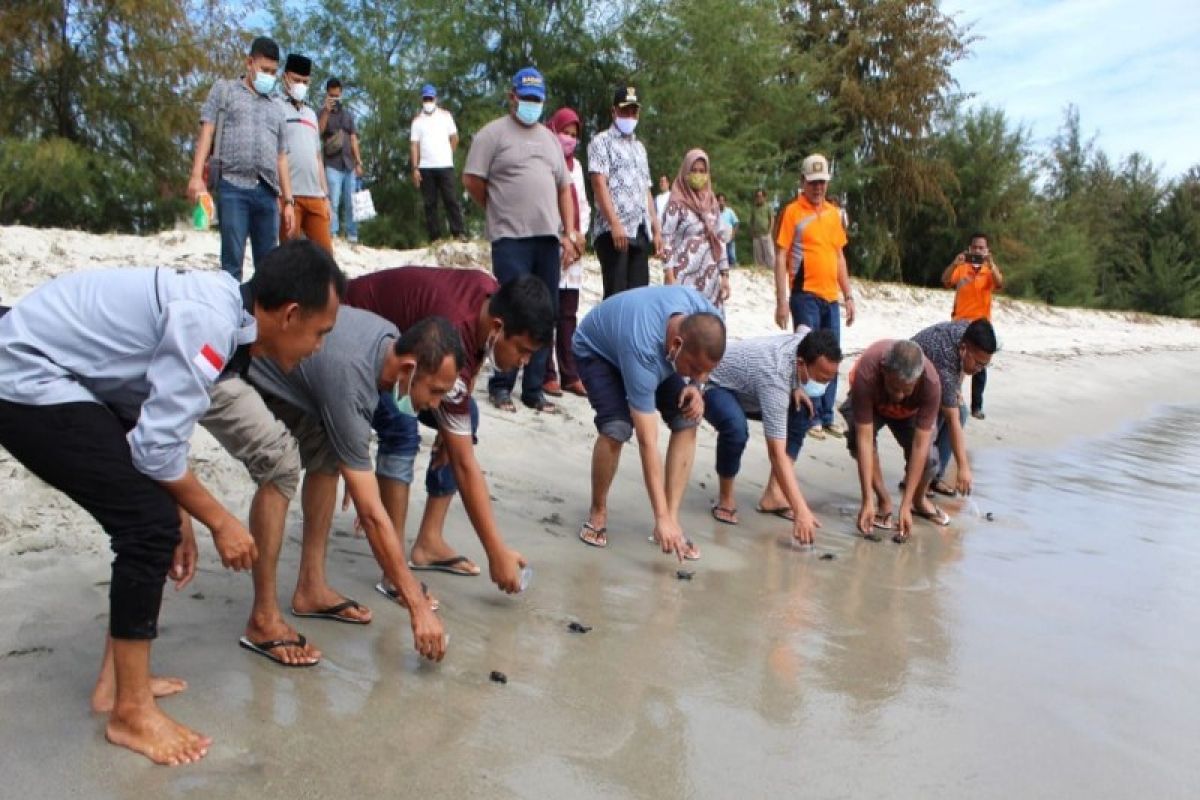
left=802, top=154, right=832, bottom=182
left=613, top=86, right=640, bottom=108
left=512, top=67, right=546, bottom=101
left=421, top=83, right=437, bottom=99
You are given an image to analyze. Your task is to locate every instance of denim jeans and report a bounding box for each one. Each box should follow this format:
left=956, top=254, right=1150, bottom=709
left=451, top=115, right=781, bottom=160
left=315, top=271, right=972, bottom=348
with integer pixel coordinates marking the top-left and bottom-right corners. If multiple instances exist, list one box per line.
left=702, top=386, right=750, bottom=478
left=935, top=403, right=969, bottom=480
left=971, top=367, right=987, bottom=413
left=789, top=291, right=841, bottom=427
left=487, top=236, right=561, bottom=406
left=372, top=391, right=480, bottom=497
left=325, top=166, right=358, bottom=241
left=217, top=179, right=279, bottom=281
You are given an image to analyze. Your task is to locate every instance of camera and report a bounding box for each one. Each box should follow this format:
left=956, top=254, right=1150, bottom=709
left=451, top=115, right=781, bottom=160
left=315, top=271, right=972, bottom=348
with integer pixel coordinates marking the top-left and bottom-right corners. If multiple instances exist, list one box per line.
left=965, top=253, right=985, bottom=265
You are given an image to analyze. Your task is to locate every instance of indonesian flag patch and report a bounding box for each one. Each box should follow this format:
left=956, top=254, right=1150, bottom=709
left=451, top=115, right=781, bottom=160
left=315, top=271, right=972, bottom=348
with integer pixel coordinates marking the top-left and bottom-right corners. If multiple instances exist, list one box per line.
left=193, top=343, right=225, bottom=382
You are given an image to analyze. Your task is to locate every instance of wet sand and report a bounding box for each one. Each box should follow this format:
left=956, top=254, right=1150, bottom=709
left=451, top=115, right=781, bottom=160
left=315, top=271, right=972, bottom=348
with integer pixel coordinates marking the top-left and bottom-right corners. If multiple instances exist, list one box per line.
left=3, top=348, right=1200, bottom=798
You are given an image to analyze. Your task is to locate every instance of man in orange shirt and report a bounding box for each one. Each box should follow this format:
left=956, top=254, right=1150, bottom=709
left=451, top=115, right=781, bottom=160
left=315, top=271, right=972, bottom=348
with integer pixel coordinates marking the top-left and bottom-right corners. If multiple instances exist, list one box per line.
left=774, top=153, right=857, bottom=440
left=941, top=232, right=1004, bottom=419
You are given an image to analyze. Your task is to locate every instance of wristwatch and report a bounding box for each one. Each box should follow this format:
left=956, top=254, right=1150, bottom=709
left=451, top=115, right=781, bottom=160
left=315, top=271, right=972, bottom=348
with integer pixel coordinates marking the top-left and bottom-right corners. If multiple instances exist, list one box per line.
left=283, top=197, right=296, bottom=207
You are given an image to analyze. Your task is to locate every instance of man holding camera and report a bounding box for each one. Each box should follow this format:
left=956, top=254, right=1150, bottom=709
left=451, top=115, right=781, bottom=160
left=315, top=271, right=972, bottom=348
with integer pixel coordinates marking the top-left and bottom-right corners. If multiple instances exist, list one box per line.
left=319, top=77, right=364, bottom=244
left=941, top=232, right=1004, bottom=420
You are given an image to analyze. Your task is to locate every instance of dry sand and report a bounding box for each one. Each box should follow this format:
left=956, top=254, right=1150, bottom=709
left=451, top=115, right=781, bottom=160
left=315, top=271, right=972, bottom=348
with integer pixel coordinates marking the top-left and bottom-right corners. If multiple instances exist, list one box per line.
left=1, top=225, right=1199, bottom=798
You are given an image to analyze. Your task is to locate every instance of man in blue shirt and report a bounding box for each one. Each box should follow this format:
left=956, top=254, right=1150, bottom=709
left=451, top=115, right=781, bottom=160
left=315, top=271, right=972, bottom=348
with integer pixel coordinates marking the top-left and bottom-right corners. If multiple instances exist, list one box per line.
left=572, top=285, right=726, bottom=560
left=0, top=241, right=343, bottom=766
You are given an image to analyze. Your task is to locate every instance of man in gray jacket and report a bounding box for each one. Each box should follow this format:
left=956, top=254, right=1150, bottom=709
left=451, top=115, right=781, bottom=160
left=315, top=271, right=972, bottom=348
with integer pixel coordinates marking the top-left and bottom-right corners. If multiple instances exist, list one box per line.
left=0, top=240, right=343, bottom=766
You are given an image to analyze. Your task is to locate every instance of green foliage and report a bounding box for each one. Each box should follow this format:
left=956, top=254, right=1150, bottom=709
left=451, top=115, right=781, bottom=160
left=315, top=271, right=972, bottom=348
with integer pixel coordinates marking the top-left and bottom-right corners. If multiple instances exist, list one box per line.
left=0, top=0, right=240, bottom=231
left=3, top=1, right=1198, bottom=317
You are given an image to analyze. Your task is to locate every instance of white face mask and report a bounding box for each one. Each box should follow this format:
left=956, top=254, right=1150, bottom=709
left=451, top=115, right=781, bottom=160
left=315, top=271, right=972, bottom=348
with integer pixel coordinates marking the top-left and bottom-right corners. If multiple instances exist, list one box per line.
left=484, top=330, right=500, bottom=369
left=288, top=82, right=308, bottom=102
left=614, top=117, right=638, bottom=136
left=422, top=101, right=436, bottom=114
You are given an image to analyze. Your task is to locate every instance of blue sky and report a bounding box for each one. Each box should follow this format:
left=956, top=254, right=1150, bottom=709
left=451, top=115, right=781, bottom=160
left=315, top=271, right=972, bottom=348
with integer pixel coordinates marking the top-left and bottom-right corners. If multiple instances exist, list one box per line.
left=942, top=0, right=1200, bottom=178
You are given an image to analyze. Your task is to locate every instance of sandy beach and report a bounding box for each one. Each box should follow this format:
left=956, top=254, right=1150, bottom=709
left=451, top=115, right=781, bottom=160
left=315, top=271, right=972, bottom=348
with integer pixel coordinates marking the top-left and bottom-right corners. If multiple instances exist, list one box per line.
left=2, top=225, right=1199, bottom=798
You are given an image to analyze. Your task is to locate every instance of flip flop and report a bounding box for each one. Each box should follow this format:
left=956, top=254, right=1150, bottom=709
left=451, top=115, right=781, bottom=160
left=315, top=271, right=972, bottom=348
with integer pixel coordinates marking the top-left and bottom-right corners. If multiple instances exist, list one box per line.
left=523, top=398, right=560, bottom=414
left=930, top=479, right=957, bottom=497
left=710, top=504, right=739, bottom=525
left=489, top=392, right=517, bottom=413
left=578, top=522, right=608, bottom=548
left=915, top=505, right=952, bottom=527
left=374, top=580, right=440, bottom=612
left=755, top=504, right=795, bottom=522
left=408, top=555, right=480, bottom=577
left=238, top=635, right=318, bottom=668
left=872, top=512, right=896, bottom=531
left=290, top=598, right=369, bottom=625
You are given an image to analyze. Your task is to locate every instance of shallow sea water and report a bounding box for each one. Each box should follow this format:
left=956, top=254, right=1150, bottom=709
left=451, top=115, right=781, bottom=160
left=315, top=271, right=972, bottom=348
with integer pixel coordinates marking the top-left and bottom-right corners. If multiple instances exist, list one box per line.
left=2, top=406, right=1198, bottom=799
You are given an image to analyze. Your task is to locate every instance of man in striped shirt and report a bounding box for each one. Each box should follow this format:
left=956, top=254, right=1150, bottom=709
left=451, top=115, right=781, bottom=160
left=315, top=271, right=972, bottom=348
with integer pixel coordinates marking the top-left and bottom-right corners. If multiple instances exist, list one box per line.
left=703, top=329, right=843, bottom=544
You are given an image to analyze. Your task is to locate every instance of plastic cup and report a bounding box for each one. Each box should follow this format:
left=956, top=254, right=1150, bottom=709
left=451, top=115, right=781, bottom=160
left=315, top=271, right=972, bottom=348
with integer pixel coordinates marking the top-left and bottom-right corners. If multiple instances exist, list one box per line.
left=519, top=565, right=533, bottom=593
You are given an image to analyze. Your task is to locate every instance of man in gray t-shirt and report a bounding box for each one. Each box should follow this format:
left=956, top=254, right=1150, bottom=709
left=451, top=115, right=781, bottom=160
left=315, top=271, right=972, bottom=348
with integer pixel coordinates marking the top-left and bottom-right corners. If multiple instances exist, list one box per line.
left=187, top=36, right=295, bottom=281
left=463, top=66, right=583, bottom=414
left=250, top=310, right=467, bottom=662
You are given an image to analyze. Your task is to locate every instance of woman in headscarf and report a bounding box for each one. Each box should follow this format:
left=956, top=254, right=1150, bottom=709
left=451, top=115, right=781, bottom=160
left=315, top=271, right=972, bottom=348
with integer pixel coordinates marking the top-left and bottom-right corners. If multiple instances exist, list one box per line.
left=542, top=107, right=592, bottom=397
left=661, top=149, right=730, bottom=310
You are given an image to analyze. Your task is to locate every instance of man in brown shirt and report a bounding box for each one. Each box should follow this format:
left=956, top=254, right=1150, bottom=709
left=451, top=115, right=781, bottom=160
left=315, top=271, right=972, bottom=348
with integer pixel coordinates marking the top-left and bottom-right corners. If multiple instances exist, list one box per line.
left=840, top=339, right=946, bottom=541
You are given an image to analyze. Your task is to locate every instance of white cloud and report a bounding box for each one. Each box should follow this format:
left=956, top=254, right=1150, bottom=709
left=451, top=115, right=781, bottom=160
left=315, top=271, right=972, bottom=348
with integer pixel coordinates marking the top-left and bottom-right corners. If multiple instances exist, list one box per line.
left=941, top=0, right=1200, bottom=177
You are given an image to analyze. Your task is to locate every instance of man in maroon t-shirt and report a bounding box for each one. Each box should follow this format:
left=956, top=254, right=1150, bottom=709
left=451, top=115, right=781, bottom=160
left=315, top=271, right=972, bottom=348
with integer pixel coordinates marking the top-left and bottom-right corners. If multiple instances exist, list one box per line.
left=345, top=266, right=554, bottom=593
left=839, top=339, right=946, bottom=542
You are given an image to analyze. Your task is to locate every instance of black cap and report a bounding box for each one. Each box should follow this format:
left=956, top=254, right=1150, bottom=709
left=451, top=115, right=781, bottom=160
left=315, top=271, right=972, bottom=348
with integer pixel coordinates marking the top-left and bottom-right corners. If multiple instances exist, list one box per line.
left=284, top=54, right=312, bottom=76
left=613, top=85, right=640, bottom=108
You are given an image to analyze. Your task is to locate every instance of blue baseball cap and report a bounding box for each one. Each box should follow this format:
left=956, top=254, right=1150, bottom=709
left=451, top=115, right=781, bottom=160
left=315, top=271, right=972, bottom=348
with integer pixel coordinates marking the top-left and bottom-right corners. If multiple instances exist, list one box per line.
left=421, top=83, right=437, bottom=99
left=511, top=67, right=546, bottom=101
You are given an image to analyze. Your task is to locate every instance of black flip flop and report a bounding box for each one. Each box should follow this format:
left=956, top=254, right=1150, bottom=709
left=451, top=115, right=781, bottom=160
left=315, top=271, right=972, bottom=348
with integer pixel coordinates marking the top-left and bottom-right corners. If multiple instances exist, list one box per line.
left=238, top=635, right=318, bottom=667
left=290, top=598, right=370, bottom=625
left=710, top=504, right=739, bottom=525
left=755, top=504, right=795, bottom=522
left=374, top=580, right=440, bottom=612
left=408, top=555, right=480, bottom=577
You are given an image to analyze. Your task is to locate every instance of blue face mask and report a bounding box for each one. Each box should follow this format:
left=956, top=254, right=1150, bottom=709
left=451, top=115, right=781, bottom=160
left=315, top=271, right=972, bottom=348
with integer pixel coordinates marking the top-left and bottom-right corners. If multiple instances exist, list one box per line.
left=515, top=100, right=543, bottom=126
left=393, top=369, right=417, bottom=417
left=802, top=378, right=829, bottom=398
left=798, top=361, right=829, bottom=398
left=253, top=71, right=277, bottom=96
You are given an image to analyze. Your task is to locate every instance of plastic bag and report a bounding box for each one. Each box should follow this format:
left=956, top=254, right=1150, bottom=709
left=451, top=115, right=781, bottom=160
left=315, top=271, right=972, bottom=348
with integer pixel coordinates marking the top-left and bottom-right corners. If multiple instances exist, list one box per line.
left=352, top=184, right=377, bottom=223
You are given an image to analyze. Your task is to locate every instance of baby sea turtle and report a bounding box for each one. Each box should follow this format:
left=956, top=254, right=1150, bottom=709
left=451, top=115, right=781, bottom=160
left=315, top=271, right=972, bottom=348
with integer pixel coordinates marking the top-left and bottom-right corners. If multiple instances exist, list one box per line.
left=862, top=532, right=883, bottom=543
left=567, top=621, right=592, bottom=634
left=489, top=670, right=507, bottom=685
left=985, top=512, right=995, bottom=522
left=676, top=569, right=695, bottom=581
left=819, top=553, right=836, bottom=561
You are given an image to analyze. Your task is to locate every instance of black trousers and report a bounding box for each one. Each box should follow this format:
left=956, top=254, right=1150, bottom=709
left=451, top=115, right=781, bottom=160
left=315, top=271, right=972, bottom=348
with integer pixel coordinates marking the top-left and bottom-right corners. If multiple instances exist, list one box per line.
left=0, top=400, right=179, bottom=639
left=595, top=225, right=651, bottom=298
left=971, top=367, right=987, bottom=412
left=419, top=167, right=465, bottom=240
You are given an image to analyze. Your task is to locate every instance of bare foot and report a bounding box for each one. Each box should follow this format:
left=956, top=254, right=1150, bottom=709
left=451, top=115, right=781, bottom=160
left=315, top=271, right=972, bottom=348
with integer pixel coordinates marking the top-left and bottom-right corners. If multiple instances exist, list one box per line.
left=105, top=702, right=212, bottom=766
left=92, top=675, right=188, bottom=714
left=244, top=614, right=321, bottom=666
left=291, top=586, right=372, bottom=624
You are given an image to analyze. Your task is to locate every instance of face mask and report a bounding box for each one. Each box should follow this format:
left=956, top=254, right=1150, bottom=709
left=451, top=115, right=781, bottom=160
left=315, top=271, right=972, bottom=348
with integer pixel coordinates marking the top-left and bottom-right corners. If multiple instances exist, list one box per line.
left=798, top=362, right=829, bottom=398
left=393, top=368, right=418, bottom=417
left=557, top=133, right=577, bottom=158
left=253, top=71, right=277, bottom=96
left=515, top=101, right=543, bottom=126
left=802, top=379, right=829, bottom=398
left=484, top=330, right=500, bottom=369
left=667, top=341, right=682, bottom=371
left=422, top=101, right=436, bottom=114
left=687, top=173, right=708, bottom=191
left=288, top=82, right=308, bottom=102
left=614, top=117, right=638, bottom=136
